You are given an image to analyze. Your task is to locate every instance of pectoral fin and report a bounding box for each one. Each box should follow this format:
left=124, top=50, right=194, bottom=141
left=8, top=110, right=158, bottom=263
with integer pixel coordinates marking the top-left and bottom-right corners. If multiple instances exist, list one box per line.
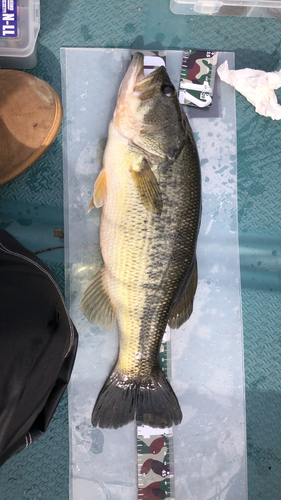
left=168, top=259, right=198, bottom=329
left=131, top=158, right=162, bottom=214
left=80, top=267, right=116, bottom=329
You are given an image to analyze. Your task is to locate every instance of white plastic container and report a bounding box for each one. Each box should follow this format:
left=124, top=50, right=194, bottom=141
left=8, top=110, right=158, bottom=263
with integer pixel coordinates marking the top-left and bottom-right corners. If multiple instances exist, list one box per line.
left=0, top=0, right=40, bottom=69
left=170, top=0, right=281, bottom=16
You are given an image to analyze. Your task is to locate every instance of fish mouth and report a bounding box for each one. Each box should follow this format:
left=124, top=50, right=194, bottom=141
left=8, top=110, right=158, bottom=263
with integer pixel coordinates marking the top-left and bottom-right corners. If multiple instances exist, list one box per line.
left=119, top=52, right=166, bottom=101
left=133, top=52, right=167, bottom=99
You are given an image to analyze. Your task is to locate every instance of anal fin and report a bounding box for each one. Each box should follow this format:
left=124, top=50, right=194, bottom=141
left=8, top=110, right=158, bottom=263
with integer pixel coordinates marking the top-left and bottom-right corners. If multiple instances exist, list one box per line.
left=80, top=267, right=116, bottom=330
left=168, top=259, right=198, bottom=329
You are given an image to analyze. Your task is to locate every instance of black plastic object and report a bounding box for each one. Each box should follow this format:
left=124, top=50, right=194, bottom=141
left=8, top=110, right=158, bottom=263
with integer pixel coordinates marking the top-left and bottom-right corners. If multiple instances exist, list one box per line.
left=0, top=229, right=78, bottom=467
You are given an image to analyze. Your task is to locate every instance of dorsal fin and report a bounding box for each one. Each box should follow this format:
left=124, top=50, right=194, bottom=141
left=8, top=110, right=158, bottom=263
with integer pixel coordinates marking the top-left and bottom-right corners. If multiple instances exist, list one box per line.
left=168, top=259, right=198, bottom=329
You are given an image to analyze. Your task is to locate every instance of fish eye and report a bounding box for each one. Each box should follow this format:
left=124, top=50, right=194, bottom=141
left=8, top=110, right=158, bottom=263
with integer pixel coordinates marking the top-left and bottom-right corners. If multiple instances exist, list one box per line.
left=161, top=83, right=176, bottom=97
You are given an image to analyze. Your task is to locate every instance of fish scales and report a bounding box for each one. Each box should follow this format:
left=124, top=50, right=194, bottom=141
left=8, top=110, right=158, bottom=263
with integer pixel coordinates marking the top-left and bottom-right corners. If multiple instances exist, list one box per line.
left=81, top=52, right=201, bottom=429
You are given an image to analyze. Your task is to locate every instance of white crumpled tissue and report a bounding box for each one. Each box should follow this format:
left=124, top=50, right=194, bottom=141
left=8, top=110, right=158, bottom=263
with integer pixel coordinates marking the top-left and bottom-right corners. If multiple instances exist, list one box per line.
left=217, top=60, right=281, bottom=120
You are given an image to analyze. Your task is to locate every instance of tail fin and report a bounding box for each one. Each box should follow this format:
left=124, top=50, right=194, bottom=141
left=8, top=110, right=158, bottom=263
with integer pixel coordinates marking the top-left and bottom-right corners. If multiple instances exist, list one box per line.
left=92, top=366, right=182, bottom=429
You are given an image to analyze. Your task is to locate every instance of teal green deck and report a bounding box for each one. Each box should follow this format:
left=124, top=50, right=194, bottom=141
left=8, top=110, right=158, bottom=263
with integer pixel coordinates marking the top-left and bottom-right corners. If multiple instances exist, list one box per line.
left=0, top=1, right=281, bottom=498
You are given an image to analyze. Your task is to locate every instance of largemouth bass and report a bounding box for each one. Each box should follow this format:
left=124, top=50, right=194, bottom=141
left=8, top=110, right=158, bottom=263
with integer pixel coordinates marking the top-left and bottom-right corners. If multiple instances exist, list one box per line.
left=81, top=52, right=201, bottom=429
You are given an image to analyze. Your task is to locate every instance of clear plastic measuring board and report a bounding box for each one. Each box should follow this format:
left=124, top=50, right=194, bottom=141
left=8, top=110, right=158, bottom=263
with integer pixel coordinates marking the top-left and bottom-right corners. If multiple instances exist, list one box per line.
left=61, top=48, right=247, bottom=500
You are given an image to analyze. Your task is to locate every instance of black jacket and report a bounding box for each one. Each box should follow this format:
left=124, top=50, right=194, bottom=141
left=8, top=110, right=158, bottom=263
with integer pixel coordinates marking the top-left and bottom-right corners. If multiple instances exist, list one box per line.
left=0, top=230, right=78, bottom=466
